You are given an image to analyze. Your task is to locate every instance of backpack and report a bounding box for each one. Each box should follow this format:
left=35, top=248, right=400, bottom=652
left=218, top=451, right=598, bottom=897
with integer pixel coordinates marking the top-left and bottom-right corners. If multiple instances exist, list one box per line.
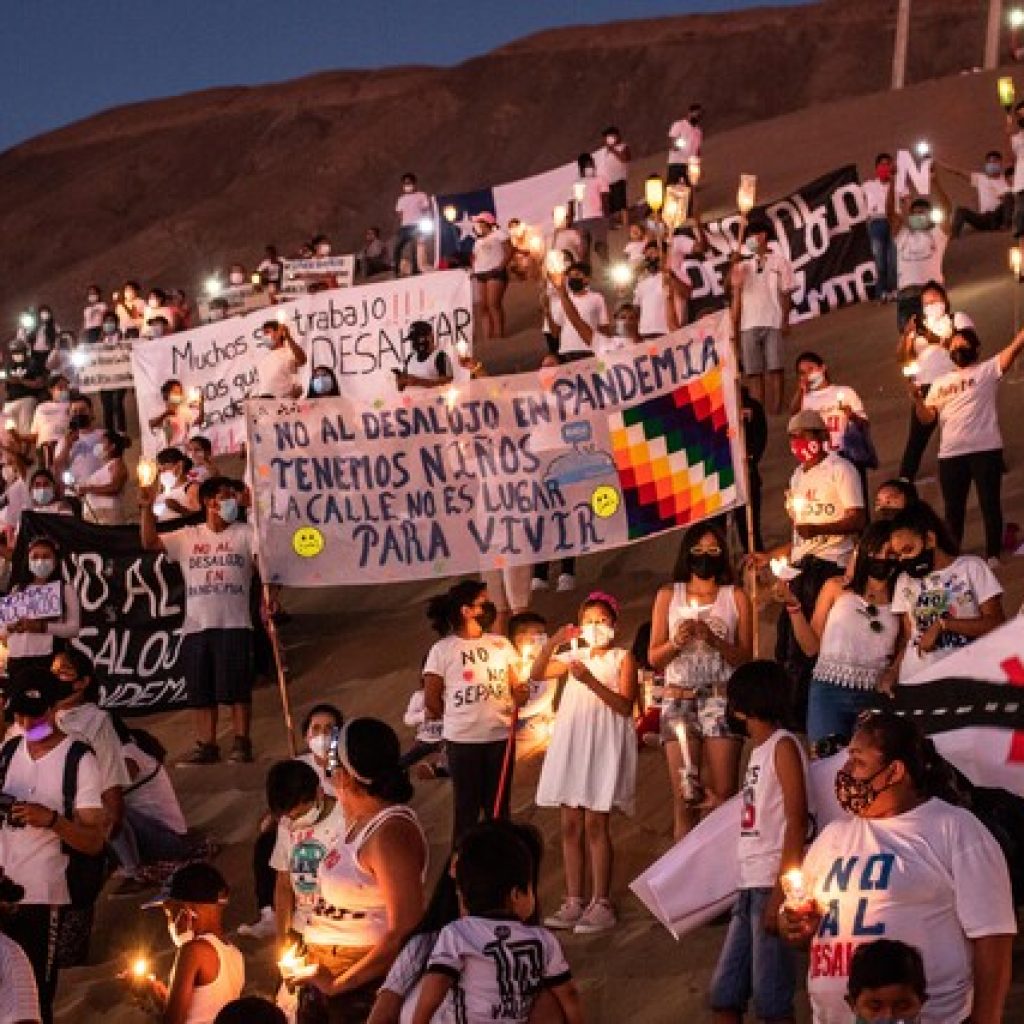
left=0, top=735, right=109, bottom=907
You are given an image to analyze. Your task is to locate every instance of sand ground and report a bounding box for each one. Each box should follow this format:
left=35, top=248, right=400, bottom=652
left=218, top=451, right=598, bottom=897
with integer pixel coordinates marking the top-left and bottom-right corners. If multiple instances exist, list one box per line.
left=54, top=67, right=1024, bottom=1022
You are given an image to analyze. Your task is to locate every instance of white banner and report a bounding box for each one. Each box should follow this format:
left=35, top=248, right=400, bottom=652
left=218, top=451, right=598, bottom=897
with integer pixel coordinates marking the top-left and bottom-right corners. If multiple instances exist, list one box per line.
left=281, top=255, right=356, bottom=294
left=73, top=341, right=134, bottom=393
left=131, top=272, right=473, bottom=457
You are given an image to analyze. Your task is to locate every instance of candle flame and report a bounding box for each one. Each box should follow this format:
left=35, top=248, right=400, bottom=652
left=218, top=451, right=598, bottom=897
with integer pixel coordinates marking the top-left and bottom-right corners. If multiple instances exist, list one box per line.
left=443, top=385, right=460, bottom=411
left=131, top=956, right=150, bottom=979
left=137, top=459, right=158, bottom=488
left=902, top=361, right=920, bottom=378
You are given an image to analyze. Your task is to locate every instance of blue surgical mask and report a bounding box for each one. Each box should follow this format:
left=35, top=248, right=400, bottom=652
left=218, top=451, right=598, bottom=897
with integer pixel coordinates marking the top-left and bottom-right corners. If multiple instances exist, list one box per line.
left=218, top=497, right=239, bottom=523
left=28, top=558, right=54, bottom=578
left=985, top=161, right=1002, bottom=176
left=32, top=486, right=54, bottom=506
left=312, top=376, right=330, bottom=395
left=908, top=213, right=930, bottom=231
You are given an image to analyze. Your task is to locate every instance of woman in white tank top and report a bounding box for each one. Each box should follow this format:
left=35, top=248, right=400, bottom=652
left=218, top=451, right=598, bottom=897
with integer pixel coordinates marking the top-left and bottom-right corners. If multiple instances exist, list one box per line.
left=779, top=521, right=902, bottom=746
left=155, top=447, right=200, bottom=523
left=79, top=429, right=129, bottom=525
left=304, top=718, right=428, bottom=1023
left=648, top=523, right=753, bottom=840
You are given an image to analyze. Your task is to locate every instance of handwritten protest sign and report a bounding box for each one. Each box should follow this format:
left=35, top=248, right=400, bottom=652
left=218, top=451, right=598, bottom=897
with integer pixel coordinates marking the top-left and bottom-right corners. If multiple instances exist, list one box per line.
left=247, top=311, right=744, bottom=586
left=12, top=513, right=188, bottom=715
left=73, top=341, right=135, bottom=393
left=677, top=166, right=876, bottom=321
left=132, top=271, right=473, bottom=457
left=0, top=581, right=62, bottom=625
left=281, top=255, right=356, bottom=293
left=196, top=284, right=274, bottom=324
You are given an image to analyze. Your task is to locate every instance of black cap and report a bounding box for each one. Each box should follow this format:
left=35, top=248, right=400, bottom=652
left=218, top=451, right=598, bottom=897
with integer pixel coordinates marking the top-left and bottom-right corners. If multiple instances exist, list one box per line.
left=142, top=862, right=229, bottom=909
left=407, top=320, right=433, bottom=342
left=5, top=671, right=73, bottom=718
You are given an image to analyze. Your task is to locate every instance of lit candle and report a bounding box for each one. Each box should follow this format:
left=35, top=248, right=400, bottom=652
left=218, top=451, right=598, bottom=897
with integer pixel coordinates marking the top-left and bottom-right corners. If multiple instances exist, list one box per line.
left=131, top=956, right=151, bottom=981
left=791, top=495, right=808, bottom=517
left=644, top=175, right=665, bottom=213
left=278, top=942, right=315, bottom=979
left=187, top=386, right=202, bottom=404
left=1012, top=9, right=1024, bottom=29
left=137, top=459, right=158, bottom=488
left=4, top=418, right=15, bottom=431
left=737, top=174, right=757, bottom=215
left=250, top=272, right=261, bottom=286
left=902, top=361, right=921, bottom=378
left=573, top=182, right=586, bottom=204
left=62, top=470, right=75, bottom=488
left=443, top=205, right=458, bottom=223
left=443, top=384, right=460, bottom=411
left=545, top=249, right=565, bottom=275
left=204, top=277, right=222, bottom=297
left=609, top=262, right=633, bottom=287
left=528, top=233, right=544, bottom=254
left=836, top=390, right=845, bottom=406
left=71, top=349, right=88, bottom=369
left=687, top=155, right=701, bottom=186
left=915, top=140, right=931, bottom=159
left=929, top=208, right=943, bottom=226
left=552, top=205, right=567, bottom=229
left=455, top=338, right=470, bottom=360
left=999, top=77, right=1016, bottom=110
left=1011, top=246, right=1022, bottom=276
left=781, top=868, right=814, bottom=910
left=681, top=597, right=700, bottom=620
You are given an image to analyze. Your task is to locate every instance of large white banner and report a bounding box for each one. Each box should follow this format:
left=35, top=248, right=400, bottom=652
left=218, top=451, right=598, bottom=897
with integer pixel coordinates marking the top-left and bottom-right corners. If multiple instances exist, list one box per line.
left=131, top=271, right=472, bottom=457
left=247, top=313, right=744, bottom=587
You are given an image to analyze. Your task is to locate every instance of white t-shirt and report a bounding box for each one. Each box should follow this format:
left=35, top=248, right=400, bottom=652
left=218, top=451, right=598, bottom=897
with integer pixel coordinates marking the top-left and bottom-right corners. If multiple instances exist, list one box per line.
left=667, top=119, right=703, bottom=163
left=162, top=523, right=255, bottom=635
left=633, top=274, right=669, bottom=337
left=895, top=226, right=947, bottom=290
left=423, top=634, right=518, bottom=743
left=1013, top=133, right=1024, bottom=193
left=595, top=143, right=629, bottom=183
left=970, top=171, right=1009, bottom=214
left=623, top=239, right=647, bottom=264
left=801, top=385, right=866, bottom=453
left=572, top=175, right=609, bottom=220
left=913, top=338, right=955, bottom=387
left=789, top=454, right=864, bottom=566
left=55, top=702, right=131, bottom=794
left=270, top=801, right=348, bottom=936
left=396, top=191, right=431, bottom=227
left=427, top=917, right=572, bottom=1024
left=472, top=230, right=509, bottom=275
left=739, top=729, right=806, bottom=889
left=892, top=556, right=1003, bottom=681
left=382, top=932, right=455, bottom=1024
left=0, top=736, right=103, bottom=905
left=733, top=252, right=797, bottom=331
left=925, top=356, right=1003, bottom=459
left=801, top=799, right=1016, bottom=1024
left=255, top=345, right=298, bottom=399
left=122, top=740, right=188, bottom=834
left=0, top=932, right=40, bottom=1023
left=30, top=400, right=71, bottom=445
left=551, top=290, right=608, bottom=356
left=82, top=301, right=109, bottom=332
left=861, top=178, right=891, bottom=220
left=60, top=427, right=104, bottom=485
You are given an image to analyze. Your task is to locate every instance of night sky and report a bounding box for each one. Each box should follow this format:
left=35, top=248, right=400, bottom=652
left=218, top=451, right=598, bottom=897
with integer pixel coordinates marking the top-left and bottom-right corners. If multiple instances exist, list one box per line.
left=0, top=0, right=811, bottom=153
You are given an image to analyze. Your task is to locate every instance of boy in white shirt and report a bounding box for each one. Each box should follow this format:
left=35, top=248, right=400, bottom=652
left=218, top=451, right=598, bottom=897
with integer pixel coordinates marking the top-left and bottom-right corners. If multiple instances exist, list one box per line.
left=940, top=151, right=1011, bottom=237
left=413, top=824, right=583, bottom=1024
left=667, top=103, right=704, bottom=184
left=596, top=127, right=631, bottom=229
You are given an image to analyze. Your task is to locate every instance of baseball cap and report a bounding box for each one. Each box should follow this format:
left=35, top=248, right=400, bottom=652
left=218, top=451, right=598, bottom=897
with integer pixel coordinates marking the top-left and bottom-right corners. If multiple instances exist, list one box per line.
left=142, top=862, right=229, bottom=909
left=472, top=211, right=497, bottom=226
left=5, top=671, right=72, bottom=718
left=787, top=409, right=829, bottom=435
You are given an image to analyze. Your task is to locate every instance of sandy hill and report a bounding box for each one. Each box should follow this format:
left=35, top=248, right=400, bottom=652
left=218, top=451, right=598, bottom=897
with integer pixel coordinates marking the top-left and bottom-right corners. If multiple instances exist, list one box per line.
left=48, top=61, right=1024, bottom=1024
left=0, top=0, right=994, bottom=322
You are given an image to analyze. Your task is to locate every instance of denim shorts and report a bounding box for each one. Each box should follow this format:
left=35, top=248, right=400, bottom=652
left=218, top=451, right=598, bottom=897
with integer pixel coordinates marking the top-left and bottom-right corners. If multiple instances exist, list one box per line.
left=709, top=887, right=796, bottom=1019
left=659, top=694, right=733, bottom=742
left=739, top=327, right=783, bottom=375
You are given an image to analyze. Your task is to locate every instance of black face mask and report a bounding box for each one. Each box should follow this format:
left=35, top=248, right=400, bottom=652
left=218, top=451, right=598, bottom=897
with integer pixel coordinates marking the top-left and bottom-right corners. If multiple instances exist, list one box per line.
left=865, top=557, right=898, bottom=582
left=899, top=547, right=935, bottom=579
left=476, top=601, right=498, bottom=631
left=949, top=346, right=978, bottom=368
left=725, top=706, right=748, bottom=738
left=690, top=553, right=724, bottom=580
left=644, top=258, right=660, bottom=272
left=567, top=278, right=586, bottom=294
left=412, top=341, right=431, bottom=358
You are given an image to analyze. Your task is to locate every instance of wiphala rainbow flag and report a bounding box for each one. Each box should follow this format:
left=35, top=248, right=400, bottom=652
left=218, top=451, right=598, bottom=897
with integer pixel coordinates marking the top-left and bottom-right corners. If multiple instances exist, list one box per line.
left=609, top=365, right=737, bottom=539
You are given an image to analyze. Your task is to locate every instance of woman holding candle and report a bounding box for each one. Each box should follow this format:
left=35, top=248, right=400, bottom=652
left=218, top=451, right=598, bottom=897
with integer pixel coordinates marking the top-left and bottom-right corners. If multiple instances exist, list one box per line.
left=149, top=379, right=204, bottom=449
left=781, top=712, right=1014, bottom=1024
left=533, top=591, right=638, bottom=935
left=79, top=429, right=129, bottom=525
left=470, top=212, right=512, bottom=341
left=648, top=524, right=753, bottom=839
left=776, top=522, right=902, bottom=745
left=154, top=448, right=200, bottom=524
left=304, top=718, right=427, bottom=1023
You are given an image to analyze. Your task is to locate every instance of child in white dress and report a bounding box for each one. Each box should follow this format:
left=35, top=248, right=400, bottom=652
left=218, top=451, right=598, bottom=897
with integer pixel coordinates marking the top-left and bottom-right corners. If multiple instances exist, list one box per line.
left=532, top=591, right=637, bottom=935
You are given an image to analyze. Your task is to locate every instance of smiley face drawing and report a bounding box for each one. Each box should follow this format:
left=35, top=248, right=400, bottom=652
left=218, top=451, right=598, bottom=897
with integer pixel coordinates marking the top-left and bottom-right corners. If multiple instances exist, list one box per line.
left=292, top=526, right=325, bottom=558
left=590, top=485, right=620, bottom=519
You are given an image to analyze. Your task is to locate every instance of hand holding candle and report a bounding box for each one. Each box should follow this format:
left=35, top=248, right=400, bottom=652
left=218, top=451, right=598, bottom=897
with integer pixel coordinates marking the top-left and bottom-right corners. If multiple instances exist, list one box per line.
left=902, top=361, right=921, bottom=379
left=278, top=942, right=317, bottom=981
left=1000, top=76, right=1017, bottom=112
left=137, top=458, right=158, bottom=489
left=737, top=174, right=757, bottom=215
left=780, top=868, right=817, bottom=914
left=687, top=155, right=701, bottom=187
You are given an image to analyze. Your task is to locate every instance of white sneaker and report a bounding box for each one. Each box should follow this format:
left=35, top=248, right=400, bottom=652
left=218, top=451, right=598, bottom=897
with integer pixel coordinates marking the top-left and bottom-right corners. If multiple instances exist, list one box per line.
left=531, top=577, right=549, bottom=592
left=573, top=898, right=617, bottom=935
left=237, top=906, right=275, bottom=939
left=544, top=896, right=585, bottom=930
left=556, top=573, right=576, bottom=593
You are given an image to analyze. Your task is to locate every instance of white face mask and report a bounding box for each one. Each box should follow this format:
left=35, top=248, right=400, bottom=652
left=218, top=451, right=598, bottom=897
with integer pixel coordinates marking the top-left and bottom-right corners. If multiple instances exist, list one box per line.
left=582, top=622, right=614, bottom=648
left=308, top=733, right=331, bottom=759
left=168, top=909, right=195, bottom=948
left=316, top=245, right=331, bottom=256
left=159, top=470, right=177, bottom=491
left=32, top=486, right=54, bottom=506
left=229, top=272, right=245, bottom=285
left=922, top=301, right=946, bottom=322
left=29, top=558, right=54, bottom=578
left=805, top=370, right=825, bottom=390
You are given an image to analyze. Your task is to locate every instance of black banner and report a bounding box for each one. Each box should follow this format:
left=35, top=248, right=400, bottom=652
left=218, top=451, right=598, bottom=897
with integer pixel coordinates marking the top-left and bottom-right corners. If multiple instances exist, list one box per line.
left=679, top=164, right=876, bottom=322
left=12, top=512, right=187, bottom=715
